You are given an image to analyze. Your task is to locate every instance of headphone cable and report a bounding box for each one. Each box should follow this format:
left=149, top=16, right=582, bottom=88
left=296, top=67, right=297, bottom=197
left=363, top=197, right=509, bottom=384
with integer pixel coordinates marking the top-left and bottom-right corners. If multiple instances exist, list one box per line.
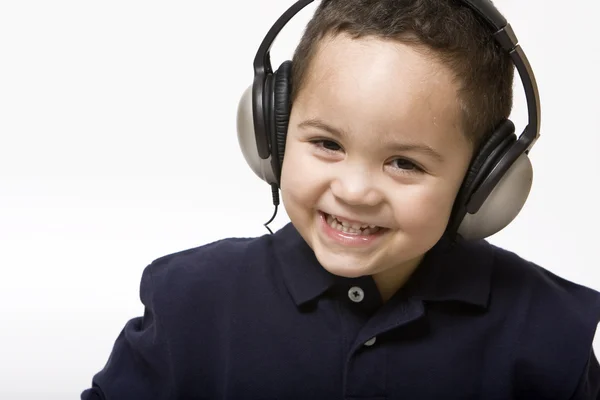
left=264, top=184, right=280, bottom=234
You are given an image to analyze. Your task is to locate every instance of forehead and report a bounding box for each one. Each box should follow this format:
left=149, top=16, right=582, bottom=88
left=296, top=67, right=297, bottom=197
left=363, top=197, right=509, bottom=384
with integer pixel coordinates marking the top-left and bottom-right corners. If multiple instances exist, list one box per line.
left=293, top=33, right=469, bottom=151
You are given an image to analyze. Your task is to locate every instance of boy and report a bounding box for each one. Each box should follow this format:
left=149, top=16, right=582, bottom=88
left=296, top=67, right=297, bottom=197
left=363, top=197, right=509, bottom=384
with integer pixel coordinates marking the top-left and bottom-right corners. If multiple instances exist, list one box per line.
left=82, top=0, right=600, bottom=398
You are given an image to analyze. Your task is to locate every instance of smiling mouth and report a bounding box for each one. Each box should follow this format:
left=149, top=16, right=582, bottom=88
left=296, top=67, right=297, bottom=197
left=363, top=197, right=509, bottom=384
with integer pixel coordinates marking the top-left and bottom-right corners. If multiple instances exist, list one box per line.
left=322, top=212, right=385, bottom=236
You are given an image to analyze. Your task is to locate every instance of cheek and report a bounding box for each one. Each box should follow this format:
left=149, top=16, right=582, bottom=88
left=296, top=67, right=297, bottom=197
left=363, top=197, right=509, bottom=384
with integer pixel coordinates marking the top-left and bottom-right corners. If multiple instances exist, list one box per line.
left=281, top=142, right=308, bottom=191
left=280, top=142, right=324, bottom=206
left=391, top=180, right=459, bottom=230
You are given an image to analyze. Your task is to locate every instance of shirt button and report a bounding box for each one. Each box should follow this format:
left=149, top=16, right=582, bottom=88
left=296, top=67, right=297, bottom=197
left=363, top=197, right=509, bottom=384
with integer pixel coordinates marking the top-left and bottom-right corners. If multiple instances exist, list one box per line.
left=364, top=337, right=377, bottom=347
left=348, top=286, right=364, bottom=303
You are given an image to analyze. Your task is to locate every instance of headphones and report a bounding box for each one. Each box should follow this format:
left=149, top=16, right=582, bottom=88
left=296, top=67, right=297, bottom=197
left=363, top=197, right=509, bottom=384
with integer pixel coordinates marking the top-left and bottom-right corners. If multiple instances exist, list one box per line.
left=236, top=0, right=541, bottom=240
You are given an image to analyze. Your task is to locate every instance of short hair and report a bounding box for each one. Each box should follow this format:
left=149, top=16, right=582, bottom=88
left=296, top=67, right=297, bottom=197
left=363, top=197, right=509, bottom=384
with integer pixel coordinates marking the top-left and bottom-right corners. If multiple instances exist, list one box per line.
left=290, top=0, right=515, bottom=147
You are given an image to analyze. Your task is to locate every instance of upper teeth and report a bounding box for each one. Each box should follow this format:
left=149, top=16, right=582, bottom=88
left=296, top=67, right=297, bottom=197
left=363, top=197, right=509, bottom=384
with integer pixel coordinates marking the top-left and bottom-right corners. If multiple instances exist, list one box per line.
left=332, top=215, right=377, bottom=230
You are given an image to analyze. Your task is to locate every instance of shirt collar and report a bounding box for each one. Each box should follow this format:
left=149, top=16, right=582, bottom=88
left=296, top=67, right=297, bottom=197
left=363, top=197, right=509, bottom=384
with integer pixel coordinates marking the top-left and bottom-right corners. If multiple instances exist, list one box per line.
left=400, top=235, right=493, bottom=309
left=272, top=223, right=338, bottom=306
left=273, top=223, right=493, bottom=309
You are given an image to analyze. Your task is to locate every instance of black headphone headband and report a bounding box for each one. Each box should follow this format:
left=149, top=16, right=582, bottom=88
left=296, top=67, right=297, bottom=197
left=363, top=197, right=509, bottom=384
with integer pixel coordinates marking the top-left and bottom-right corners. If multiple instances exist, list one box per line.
left=252, top=0, right=540, bottom=172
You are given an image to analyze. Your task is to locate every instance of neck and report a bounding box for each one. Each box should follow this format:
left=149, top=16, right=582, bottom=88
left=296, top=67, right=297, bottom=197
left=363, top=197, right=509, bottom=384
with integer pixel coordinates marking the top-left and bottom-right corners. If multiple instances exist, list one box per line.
left=372, top=255, right=424, bottom=303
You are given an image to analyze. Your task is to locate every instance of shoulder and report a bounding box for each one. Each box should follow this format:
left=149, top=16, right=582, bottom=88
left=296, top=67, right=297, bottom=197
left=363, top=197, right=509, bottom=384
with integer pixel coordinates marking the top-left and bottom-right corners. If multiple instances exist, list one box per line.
left=143, top=232, right=274, bottom=295
left=480, top=241, right=600, bottom=397
left=485, top=242, right=600, bottom=324
left=135, top=232, right=276, bottom=322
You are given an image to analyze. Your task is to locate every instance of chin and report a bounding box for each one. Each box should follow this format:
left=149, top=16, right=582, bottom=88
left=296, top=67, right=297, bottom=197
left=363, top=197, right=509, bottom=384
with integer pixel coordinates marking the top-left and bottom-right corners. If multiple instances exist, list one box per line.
left=312, top=243, right=375, bottom=278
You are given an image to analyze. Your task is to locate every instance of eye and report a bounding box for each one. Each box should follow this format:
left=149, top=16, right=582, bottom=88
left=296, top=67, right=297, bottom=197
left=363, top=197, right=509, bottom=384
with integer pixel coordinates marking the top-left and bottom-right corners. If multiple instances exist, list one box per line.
left=390, top=158, right=423, bottom=173
left=311, top=139, right=342, bottom=153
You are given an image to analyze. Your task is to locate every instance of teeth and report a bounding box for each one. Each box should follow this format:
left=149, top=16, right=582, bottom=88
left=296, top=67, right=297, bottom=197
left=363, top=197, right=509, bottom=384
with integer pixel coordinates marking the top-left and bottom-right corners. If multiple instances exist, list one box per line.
left=332, top=215, right=372, bottom=229
left=326, top=214, right=381, bottom=235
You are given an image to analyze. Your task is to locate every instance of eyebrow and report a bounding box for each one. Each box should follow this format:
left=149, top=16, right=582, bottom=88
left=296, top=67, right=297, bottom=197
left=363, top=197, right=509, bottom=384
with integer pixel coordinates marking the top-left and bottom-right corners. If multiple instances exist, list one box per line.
left=297, top=118, right=445, bottom=163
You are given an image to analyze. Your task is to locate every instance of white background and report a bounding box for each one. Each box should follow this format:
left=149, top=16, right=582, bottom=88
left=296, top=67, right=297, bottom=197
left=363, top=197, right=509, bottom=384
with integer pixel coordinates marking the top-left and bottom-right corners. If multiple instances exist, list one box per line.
left=0, top=0, right=598, bottom=398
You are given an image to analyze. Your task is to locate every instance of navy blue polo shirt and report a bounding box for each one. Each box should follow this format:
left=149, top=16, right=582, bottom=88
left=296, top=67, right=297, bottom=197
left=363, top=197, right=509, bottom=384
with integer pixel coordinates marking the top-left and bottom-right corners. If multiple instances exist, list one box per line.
left=81, top=223, right=600, bottom=399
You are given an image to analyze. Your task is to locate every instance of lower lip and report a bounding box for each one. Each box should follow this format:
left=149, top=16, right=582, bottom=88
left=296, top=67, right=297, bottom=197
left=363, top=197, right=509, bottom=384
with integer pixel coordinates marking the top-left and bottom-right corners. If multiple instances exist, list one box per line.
left=318, top=211, right=387, bottom=247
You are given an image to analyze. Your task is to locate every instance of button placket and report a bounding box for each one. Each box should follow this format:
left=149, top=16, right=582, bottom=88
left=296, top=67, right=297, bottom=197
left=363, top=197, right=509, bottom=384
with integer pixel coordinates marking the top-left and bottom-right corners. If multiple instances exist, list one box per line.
left=344, top=333, right=385, bottom=397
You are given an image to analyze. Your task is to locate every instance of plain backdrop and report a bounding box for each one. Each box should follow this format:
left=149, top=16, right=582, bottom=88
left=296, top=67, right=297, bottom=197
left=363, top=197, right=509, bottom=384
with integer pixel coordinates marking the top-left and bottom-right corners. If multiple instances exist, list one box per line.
left=0, top=0, right=598, bottom=398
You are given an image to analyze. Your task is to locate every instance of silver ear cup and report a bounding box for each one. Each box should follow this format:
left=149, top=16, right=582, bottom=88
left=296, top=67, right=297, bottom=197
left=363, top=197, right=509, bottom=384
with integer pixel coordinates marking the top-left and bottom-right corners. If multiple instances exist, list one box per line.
left=236, top=85, right=278, bottom=185
left=458, top=153, right=533, bottom=240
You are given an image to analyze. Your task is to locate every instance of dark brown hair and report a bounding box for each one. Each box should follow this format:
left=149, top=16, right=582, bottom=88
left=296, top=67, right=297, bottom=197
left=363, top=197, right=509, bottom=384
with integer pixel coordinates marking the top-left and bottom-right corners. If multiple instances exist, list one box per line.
left=290, top=0, right=514, bottom=146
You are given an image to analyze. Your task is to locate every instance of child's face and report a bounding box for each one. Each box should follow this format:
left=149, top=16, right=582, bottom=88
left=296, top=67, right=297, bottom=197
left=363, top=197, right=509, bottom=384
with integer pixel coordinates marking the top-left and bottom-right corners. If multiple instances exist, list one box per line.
left=280, top=33, right=473, bottom=284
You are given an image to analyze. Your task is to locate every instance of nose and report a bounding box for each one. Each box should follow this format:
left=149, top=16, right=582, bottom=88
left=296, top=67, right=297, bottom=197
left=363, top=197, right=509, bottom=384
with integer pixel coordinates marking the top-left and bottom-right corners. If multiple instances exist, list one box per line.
left=330, top=165, right=383, bottom=207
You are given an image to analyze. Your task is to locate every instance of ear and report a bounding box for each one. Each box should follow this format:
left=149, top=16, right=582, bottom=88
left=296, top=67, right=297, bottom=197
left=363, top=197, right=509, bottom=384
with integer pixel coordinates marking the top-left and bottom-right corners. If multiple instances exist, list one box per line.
left=236, top=85, right=278, bottom=185
left=457, top=153, right=533, bottom=240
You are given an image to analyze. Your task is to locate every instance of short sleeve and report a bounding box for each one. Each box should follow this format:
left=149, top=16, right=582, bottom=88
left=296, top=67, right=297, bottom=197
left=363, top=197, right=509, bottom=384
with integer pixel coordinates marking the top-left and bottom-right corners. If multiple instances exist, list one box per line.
left=81, top=264, right=175, bottom=400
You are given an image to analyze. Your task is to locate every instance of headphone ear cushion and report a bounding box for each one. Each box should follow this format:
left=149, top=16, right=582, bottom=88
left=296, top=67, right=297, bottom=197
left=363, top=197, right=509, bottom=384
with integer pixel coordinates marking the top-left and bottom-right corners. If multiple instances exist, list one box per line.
left=460, top=119, right=516, bottom=202
left=272, top=60, right=293, bottom=180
